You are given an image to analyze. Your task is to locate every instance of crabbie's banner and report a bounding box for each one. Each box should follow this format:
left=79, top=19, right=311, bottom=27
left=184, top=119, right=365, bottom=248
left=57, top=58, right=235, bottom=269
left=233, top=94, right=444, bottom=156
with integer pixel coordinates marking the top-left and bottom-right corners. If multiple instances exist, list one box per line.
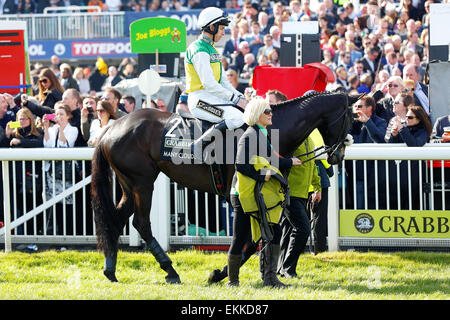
left=130, top=17, right=186, bottom=54
left=340, top=210, right=450, bottom=238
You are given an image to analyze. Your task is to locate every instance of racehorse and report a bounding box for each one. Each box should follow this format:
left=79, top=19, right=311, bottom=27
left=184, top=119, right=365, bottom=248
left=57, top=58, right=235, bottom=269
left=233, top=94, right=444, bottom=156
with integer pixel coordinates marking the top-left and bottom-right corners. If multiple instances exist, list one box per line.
left=91, top=91, right=362, bottom=283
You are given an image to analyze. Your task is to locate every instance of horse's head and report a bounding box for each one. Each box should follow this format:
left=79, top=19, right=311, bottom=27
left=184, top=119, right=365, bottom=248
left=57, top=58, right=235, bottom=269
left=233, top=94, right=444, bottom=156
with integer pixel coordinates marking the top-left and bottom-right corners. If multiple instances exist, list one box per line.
left=319, top=93, right=363, bottom=165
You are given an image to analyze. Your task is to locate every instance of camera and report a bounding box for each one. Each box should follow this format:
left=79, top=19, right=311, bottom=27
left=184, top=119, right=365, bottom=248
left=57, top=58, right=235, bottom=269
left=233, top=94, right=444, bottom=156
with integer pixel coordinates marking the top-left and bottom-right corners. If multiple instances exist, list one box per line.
left=45, top=114, right=56, bottom=121
left=87, top=107, right=94, bottom=113
left=9, top=121, right=21, bottom=129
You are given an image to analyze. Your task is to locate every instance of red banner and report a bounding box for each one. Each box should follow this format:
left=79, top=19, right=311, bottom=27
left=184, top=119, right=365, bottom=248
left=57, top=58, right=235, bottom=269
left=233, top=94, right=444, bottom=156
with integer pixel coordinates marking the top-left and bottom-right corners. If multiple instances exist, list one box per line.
left=252, top=63, right=335, bottom=99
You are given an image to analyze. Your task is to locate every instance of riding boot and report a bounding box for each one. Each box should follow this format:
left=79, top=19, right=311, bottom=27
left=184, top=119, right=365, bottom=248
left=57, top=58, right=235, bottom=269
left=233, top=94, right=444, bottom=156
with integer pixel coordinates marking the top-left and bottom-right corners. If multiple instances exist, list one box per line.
left=208, top=241, right=259, bottom=284
left=191, top=120, right=228, bottom=160
left=313, top=240, right=327, bottom=255
left=261, top=243, right=289, bottom=288
left=227, top=253, right=241, bottom=286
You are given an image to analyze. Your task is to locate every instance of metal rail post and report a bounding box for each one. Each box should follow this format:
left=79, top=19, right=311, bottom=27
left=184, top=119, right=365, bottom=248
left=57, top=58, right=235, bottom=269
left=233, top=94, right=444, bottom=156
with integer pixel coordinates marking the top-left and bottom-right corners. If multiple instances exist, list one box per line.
left=327, top=164, right=340, bottom=252
left=2, top=161, right=12, bottom=252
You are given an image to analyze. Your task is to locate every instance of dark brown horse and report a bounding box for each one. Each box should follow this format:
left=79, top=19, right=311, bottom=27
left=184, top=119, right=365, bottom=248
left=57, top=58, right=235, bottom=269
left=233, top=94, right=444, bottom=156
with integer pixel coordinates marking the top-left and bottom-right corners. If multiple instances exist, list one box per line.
left=91, top=91, right=361, bottom=283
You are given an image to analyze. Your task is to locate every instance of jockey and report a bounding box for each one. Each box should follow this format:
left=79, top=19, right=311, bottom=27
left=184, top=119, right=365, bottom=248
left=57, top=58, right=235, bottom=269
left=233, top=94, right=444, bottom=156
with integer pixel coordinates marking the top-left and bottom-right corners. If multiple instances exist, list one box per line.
left=185, top=7, right=249, bottom=156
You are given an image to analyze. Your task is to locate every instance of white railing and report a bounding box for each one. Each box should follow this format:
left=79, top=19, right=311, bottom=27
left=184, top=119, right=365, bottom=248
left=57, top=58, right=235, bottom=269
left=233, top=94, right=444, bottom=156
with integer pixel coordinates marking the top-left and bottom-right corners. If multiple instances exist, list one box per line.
left=1, top=144, right=450, bottom=253
left=0, top=11, right=124, bottom=40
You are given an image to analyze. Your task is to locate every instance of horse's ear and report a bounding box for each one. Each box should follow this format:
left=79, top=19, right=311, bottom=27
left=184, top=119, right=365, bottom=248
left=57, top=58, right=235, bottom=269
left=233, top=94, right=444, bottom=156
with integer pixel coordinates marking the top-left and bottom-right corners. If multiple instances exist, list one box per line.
left=347, top=93, right=366, bottom=106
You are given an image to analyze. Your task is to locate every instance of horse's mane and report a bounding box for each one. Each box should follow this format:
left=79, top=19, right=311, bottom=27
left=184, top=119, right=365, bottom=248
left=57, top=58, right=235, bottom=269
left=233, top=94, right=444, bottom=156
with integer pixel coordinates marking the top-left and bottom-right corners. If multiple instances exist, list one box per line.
left=271, top=90, right=341, bottom=110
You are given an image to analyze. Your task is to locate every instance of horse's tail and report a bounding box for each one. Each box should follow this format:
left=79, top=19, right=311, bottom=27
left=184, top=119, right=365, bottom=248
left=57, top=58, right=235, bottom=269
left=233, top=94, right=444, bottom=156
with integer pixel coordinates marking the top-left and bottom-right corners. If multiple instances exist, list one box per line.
left=91, top=143, right=121, bottom=255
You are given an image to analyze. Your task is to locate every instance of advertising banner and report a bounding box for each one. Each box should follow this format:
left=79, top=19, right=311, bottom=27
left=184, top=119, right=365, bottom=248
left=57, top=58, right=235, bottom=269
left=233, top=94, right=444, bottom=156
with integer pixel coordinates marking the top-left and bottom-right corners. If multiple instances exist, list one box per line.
left=28, top=38, right=137, bottom=60
left=130, top=17, right=186, bottom=54
left=340, top=210, right=450, bottom=238
left=0, top=21, right=32, bottom=95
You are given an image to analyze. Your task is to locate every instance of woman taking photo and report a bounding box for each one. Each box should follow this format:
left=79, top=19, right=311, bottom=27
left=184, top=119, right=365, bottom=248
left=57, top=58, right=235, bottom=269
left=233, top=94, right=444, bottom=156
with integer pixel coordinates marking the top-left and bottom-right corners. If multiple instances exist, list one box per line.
left=389, top=105, right=431, bottom=146
left=88, top=100, right=117, bottom=147
left=385, top=93, right=414, bottom=142
left=388, top=105, right=431, bottom=210
left=6, top=107, right=42, bottom=148
left=5, top=107, right=43, bottom=234
left=43, top=103, right=79, bottom=235
left=227, top=97, right=301, bottom=288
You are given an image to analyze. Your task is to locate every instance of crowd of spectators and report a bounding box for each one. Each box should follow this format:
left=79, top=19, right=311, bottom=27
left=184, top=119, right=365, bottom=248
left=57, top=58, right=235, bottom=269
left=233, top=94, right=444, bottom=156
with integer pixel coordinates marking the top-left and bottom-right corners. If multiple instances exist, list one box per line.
left=0, top=57, right=163, bottom=235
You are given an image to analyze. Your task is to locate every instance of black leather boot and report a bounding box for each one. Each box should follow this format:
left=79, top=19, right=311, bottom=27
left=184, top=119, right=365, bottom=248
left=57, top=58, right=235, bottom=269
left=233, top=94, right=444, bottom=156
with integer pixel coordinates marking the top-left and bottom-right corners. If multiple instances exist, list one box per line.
left=191, top=120, right=228, bottom=161
left=261, top=243, right=289, bottom=288
left=227, top=253, right=241, bottom=286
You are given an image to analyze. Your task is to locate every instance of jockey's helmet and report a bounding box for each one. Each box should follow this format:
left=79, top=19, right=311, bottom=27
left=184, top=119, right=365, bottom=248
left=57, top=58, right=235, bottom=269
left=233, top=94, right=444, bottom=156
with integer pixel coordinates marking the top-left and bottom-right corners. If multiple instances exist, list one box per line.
left=198, top=7, right=230, bottom=38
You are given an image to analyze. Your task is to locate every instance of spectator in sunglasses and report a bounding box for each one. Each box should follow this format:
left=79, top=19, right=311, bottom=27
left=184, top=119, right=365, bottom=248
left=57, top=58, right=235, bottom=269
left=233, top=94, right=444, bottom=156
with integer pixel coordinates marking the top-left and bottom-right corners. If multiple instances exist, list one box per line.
left=375, top=76, right=405, bottom=122
left=23, top=68, right=64, bottom=111
left=385, top=93, right=414, bottom=142
left=348, top=96, right=388, bottom=209
left=88, top=101, right=117, bottom=147
left=386, top=105, right=432, bottom=210
left=388, top=105, right=431, bottom=146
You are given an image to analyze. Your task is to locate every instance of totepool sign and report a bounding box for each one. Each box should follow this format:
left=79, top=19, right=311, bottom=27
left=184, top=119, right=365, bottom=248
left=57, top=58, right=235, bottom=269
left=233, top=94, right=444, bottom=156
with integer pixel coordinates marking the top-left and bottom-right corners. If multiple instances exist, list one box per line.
left=130, top=17, right=186, bottom=54
left=28, top=39, right=135, bottom=60
left=340, top=210, right=450, bottom=238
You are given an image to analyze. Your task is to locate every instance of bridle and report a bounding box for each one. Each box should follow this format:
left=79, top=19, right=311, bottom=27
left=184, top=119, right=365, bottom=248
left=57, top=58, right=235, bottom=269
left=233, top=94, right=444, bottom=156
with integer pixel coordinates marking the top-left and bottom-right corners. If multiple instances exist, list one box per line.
left=294, top=96, right=351, bottom=163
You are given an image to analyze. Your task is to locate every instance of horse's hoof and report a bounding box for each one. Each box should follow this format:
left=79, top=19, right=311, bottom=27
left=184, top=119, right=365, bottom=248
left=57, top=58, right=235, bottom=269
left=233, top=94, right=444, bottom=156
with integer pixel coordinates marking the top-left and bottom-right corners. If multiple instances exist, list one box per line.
left=165, top=275, right=181, bottom=284
left=104, top=270, right=118, bottom=282
left=208, top=269, right=226, bottom=284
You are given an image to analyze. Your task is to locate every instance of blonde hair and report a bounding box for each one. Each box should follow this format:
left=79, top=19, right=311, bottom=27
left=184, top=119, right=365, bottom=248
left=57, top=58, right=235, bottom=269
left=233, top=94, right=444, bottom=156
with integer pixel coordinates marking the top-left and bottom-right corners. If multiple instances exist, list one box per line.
left=388, top=75, right=404, bottom=87
left=13, top=108, right=41, bottom=138
left=243, top=96, right=269, bottom=126
left=404, top=79, right=415, bottom=89
left=73, top=67, right=85, bottom=80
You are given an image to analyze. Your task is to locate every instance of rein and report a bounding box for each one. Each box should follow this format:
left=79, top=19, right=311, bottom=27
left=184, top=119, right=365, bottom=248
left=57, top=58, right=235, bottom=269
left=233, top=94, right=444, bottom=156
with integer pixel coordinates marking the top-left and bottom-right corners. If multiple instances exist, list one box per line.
left=294, top=107, right=349, bottom=164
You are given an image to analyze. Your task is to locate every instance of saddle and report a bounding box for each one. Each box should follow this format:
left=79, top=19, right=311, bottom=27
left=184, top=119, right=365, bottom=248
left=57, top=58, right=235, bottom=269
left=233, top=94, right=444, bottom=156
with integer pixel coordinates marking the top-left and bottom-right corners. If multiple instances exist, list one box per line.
left=161, top=112, right=241, bottom=197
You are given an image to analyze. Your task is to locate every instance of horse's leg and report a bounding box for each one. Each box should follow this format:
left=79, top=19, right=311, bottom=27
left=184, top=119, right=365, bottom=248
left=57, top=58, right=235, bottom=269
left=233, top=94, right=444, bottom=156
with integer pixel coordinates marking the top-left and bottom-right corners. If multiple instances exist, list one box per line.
left=102, top=189, right=134, bottom=282
left=132, top=184, right=181, bottom=284
left=92, top=146, right=134, bottom=283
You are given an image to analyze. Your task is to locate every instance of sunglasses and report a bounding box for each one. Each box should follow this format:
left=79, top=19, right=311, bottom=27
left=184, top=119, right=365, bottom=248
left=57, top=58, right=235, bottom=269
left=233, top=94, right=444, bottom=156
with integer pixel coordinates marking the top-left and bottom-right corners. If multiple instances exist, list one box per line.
left=263, top=109, right=272, bottom=115
left=39, top=78, right=49, bottom=84
left=97, top=109, right=106, bottom=113
left=355, top=105, right=365, bottom=108
left=388, top=84, right=399, bottom=88
left=406, top=115, right=416, bottom=120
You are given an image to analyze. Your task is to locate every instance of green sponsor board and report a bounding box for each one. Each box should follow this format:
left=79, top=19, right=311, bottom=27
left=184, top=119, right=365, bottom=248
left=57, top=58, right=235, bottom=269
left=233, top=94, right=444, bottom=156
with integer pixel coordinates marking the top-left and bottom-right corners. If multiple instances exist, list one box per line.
left=340, top=210, right=450, bottom=238
left=130, top=17, right=187, bottom=54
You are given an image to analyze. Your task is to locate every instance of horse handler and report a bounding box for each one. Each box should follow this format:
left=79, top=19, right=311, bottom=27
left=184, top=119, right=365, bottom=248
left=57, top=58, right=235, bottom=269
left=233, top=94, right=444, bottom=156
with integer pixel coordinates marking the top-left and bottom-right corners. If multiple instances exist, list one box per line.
left=227, top=97, right=302, bottom=288
left=185, top=7, right=249, bottom=155
left=277, top=133, right=322, bottom=278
